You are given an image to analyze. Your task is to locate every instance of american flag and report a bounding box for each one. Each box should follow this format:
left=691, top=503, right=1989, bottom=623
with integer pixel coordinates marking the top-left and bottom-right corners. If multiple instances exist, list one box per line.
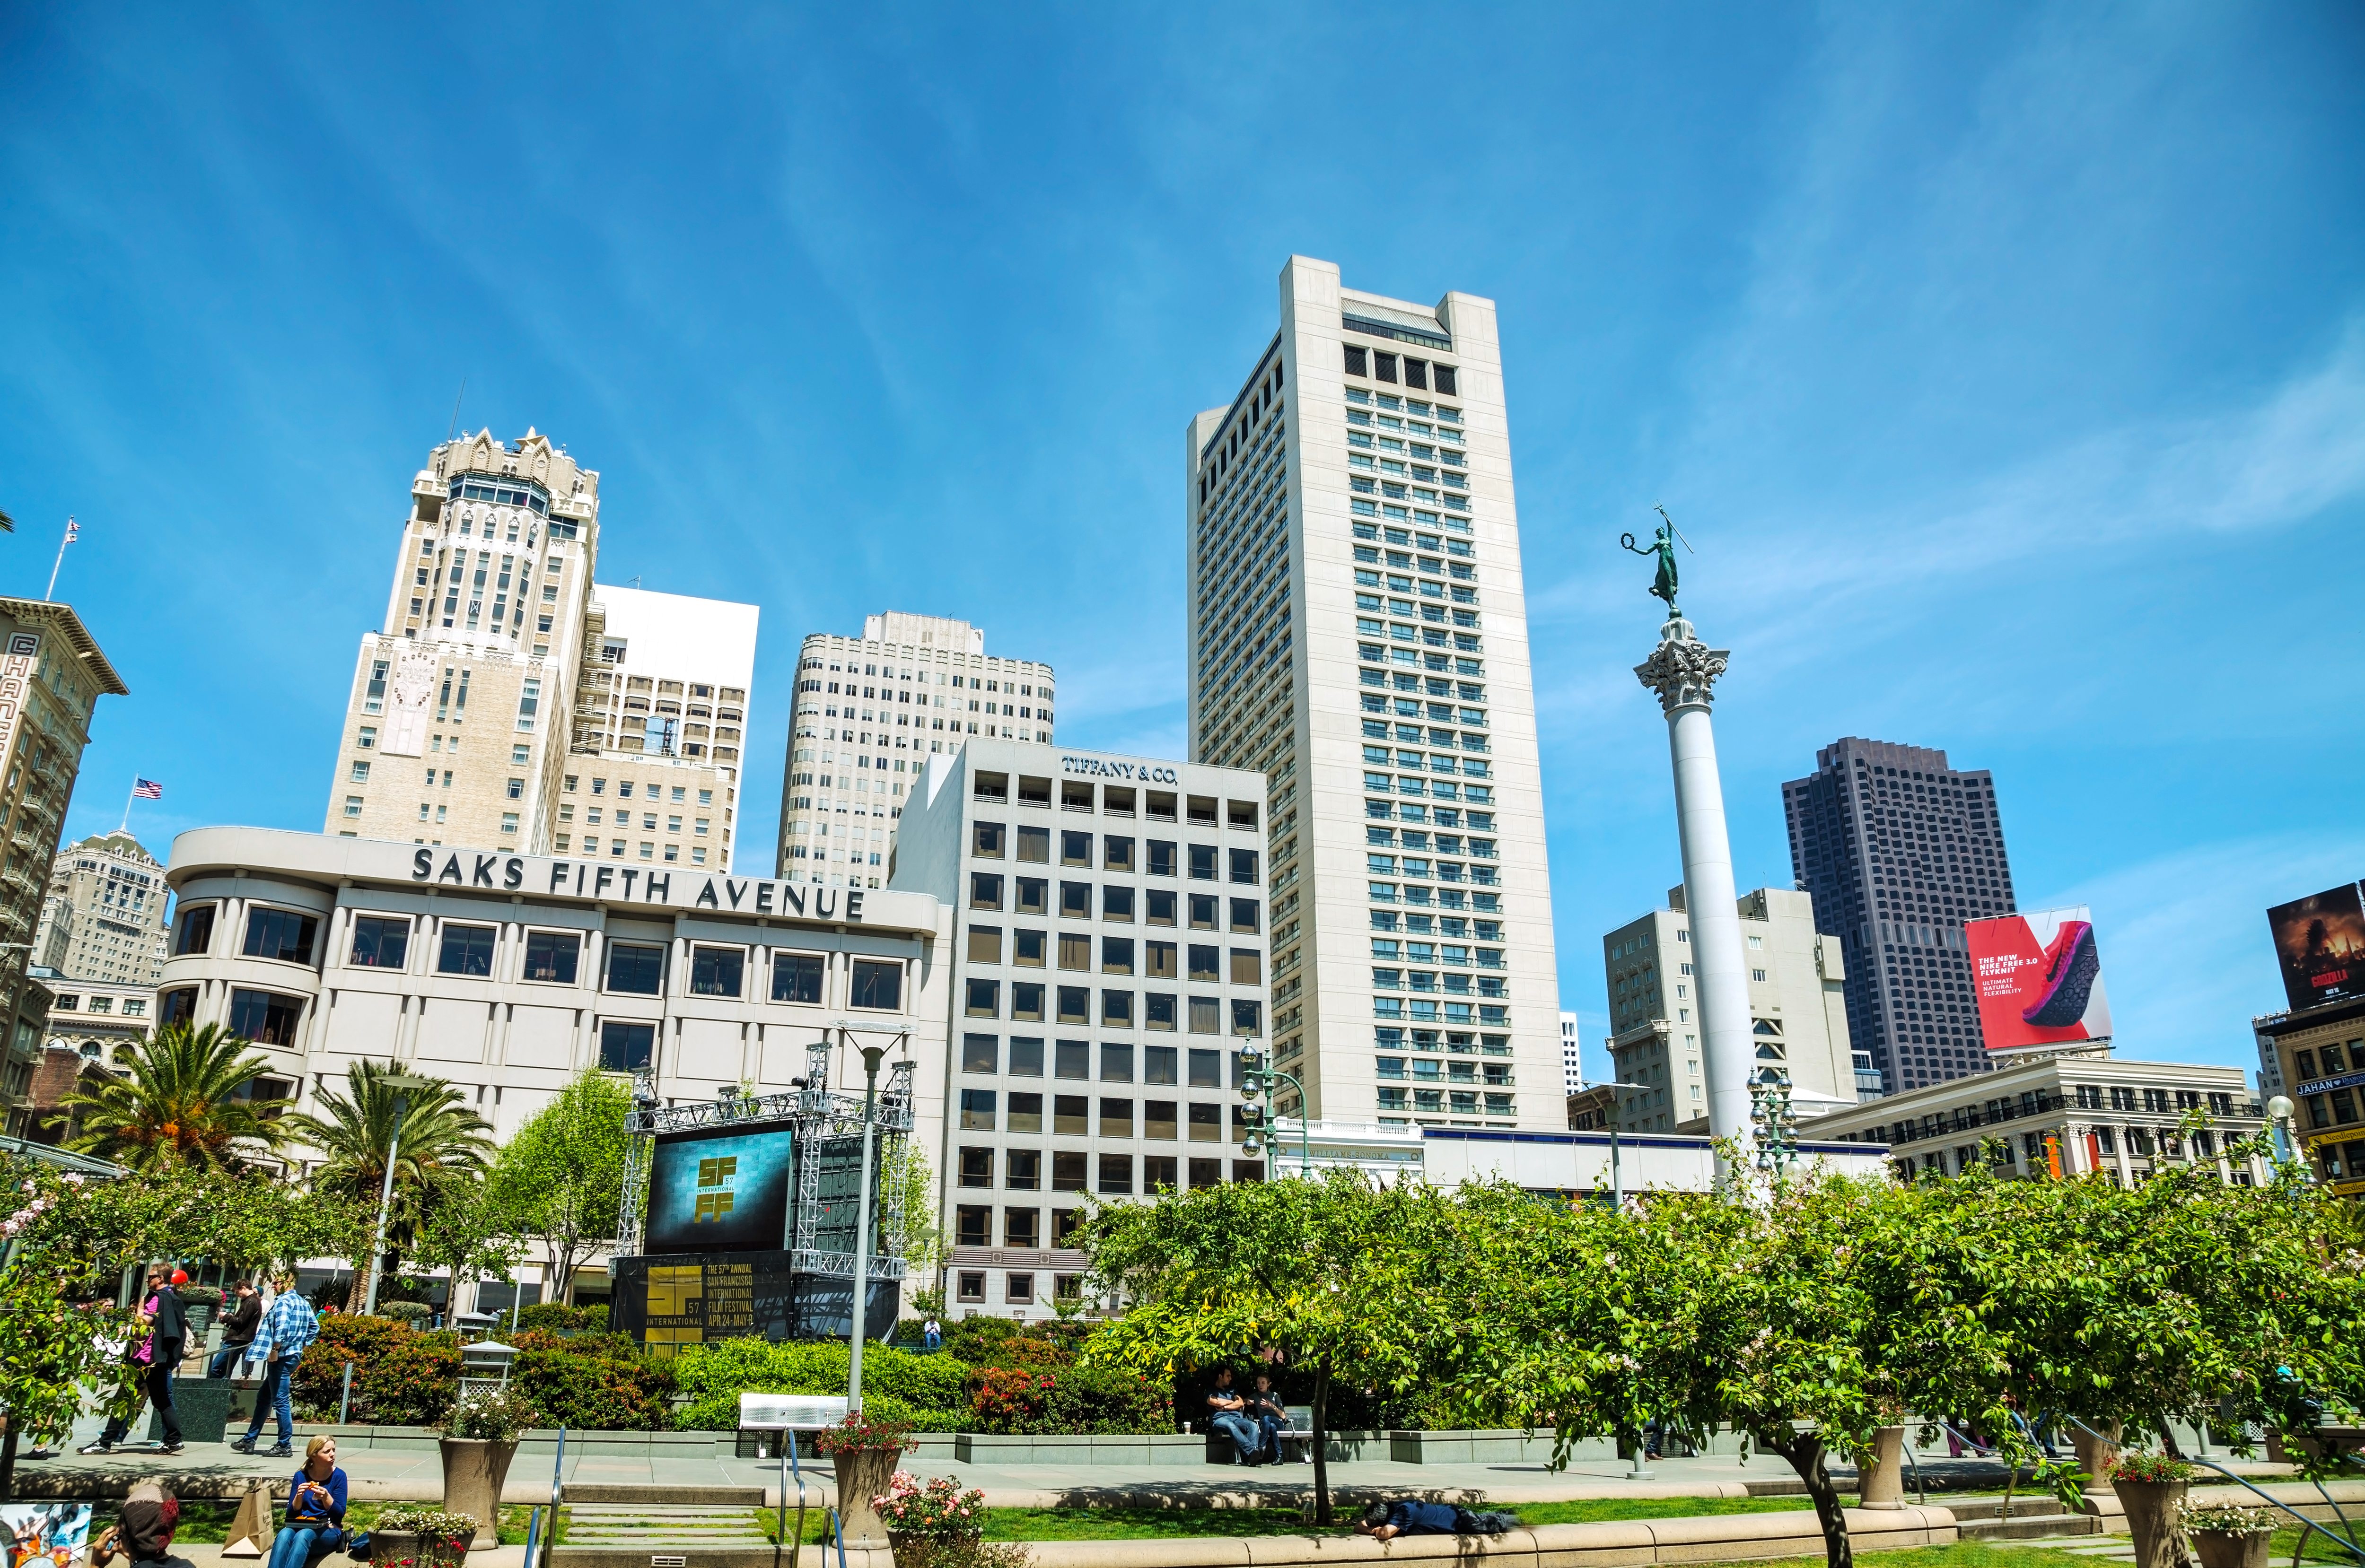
left=131, top=778, right=162, bottom=800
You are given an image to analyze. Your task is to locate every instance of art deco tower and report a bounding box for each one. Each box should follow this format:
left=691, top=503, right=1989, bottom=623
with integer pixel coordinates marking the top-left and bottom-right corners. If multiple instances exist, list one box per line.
left=325, top=429, right=603, bottom=854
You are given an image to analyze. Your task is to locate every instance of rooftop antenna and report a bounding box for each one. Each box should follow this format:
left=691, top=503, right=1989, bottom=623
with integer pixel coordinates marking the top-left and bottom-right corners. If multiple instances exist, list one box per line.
left=446, top=377, right=468, bottom=442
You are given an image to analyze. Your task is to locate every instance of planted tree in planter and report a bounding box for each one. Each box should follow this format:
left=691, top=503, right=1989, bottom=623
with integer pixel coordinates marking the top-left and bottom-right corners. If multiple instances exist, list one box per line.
left=1079, top=1169, right=1466, bottom=1526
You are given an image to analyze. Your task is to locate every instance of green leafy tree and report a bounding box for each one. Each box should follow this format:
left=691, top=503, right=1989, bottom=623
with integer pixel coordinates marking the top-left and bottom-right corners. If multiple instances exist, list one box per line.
left=1078, top=1171, right=1465, bottom=1525
left=886, top=1141, right=947, bottom=1293
left=44, top=1160, right=368, bottom=1272
left=483, top=1069, right=632, bottom=1304
left=283, top=1062, right=491, bottom=1306
left=56, top=1021, right=287, bottom=1171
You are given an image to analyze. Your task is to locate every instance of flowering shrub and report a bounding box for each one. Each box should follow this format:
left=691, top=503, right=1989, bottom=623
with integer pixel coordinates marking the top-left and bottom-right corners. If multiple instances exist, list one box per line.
left=372, top=1506, right=477, bottom=1568
left=2180, top=1501, right=2275, bottom=1534
left=812, top=1409, right=917, bottom=1456
left=446, top=1385, right=538, bottom=1442
left=2111, top=1451, right=2196, bottom=1483
left=967, top=1368, right=1054, bottom=1434
left=872, top=1472, right=986, bottom=1542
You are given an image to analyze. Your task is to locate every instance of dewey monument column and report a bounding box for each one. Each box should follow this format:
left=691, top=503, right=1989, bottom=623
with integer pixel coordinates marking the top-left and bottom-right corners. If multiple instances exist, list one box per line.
left=1626, top=516, right=1755, bottom=1147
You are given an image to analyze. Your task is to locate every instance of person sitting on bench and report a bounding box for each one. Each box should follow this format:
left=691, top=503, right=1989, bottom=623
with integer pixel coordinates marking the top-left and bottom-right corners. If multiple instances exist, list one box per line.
left=1355, top=1501, right=1519, bottom=1539
left=1204, top=1368, right=1266, bottom=1464
left=1247, top=1372, right=1290, bottom=1462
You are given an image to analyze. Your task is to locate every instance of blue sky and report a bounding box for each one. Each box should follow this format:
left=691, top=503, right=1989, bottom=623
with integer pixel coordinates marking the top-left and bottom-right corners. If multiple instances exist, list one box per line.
left=3, top=4, right=2360, bottom=1082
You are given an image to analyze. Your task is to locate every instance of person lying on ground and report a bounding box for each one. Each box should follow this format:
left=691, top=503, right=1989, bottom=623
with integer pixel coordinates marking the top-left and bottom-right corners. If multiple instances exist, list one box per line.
left=1355, top=1501, right=1519, bottom=1539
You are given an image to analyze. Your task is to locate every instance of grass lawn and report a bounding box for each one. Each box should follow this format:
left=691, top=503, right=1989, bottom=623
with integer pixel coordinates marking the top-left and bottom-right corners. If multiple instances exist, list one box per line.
left=1741, top=1549, right=2104, bottom=1568
left=122, top=1500, right=537, bottom=1545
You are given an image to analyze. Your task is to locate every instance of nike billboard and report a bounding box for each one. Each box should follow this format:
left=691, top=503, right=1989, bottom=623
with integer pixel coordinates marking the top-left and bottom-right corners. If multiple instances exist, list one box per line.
left=1966, top=907, right=2112, bottom=1051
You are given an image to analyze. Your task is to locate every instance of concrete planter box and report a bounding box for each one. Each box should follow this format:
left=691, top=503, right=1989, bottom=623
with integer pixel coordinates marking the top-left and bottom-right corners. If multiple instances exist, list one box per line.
left=1386, top=1428, right=1557, bottom=1464
left=148, top=1377, right=235, bottom=1445
left=954, top=1433, right=1209, bottom=1467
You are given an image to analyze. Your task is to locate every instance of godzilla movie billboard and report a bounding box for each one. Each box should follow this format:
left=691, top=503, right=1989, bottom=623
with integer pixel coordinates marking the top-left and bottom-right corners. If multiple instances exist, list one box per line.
left=2267, top=882, right=2365, bottom=1014
left=1966, top=907, right=2113, bottom=1051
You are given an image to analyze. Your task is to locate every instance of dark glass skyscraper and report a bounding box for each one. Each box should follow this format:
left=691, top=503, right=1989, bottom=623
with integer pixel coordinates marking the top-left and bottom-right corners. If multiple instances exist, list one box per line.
left=1781, top=739, right=2017, bottom=1094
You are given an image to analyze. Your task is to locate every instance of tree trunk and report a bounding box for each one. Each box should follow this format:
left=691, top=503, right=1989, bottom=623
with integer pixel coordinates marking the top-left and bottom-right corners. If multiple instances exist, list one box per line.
left=2157, top=1420, right=2185, bottom=1460
left=1765, top=1430, right=1853, bottom=1568
left=1310, top=1361, right=1333, bottom=1527
left=0, top=1420, right=19, bottom=1503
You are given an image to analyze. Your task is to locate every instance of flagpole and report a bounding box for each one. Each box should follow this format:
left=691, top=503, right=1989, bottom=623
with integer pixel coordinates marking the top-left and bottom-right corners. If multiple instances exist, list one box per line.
left=44, top=517, right=75, bottom=602
left=121, top=778, right=137, bottom=834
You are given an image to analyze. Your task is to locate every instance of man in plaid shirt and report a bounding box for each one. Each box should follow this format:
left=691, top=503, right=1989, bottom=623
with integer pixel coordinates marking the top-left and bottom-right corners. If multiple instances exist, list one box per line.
left=229, top=1274, right=318, bottom=1457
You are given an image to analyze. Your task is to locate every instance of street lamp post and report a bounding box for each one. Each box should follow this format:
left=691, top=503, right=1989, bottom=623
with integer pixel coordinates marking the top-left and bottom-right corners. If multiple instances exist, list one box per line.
left=362, top=1071, right=431, bottom=1318
left=1235, top=1033, right=1308, bottom=1178
left=2268, top=1095, right=2299, bottom=1174
left=843, top=1031, right=889, bottom=1414
left=1593, top=1082, right=1651, bottom=1211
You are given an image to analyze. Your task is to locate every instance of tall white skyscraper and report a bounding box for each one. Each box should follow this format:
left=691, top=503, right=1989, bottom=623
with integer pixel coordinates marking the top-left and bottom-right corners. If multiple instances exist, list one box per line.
left=1561, top=1011, right=1583, bottom=1095
left=775, top=612, right=1055, bottom=888
left=1185, top=256, right=1561, bottom=1130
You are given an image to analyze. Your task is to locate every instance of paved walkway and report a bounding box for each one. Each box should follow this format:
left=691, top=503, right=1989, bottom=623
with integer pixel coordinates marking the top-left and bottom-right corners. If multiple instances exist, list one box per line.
left=18, top=1411, right=2295, bottom=1511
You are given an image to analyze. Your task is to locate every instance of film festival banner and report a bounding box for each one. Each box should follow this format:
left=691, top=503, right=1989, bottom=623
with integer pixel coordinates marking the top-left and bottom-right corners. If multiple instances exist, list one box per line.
left=2266, top=881, right=2365, bottom=1014
left=1965, top=906, right=2113, bottom=1051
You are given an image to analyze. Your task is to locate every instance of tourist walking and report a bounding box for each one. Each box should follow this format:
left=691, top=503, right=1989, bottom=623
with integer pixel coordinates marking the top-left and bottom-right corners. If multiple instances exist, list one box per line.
left=83, top=1265, right=184, bottom=1455
left=230, top=1275, right=319, bottom=1458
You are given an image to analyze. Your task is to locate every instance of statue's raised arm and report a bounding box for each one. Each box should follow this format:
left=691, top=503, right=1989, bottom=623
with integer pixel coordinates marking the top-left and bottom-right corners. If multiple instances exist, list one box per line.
left=1619, top=512, right=1682, bottom=613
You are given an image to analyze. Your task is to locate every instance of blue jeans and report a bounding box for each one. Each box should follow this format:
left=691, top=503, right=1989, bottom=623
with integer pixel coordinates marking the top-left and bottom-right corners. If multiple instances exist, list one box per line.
left=923, top=1331, right=941, bottom=1351
left=1210, top=1411, right=1261, bottom=1462
left=243, top=1358, right=293, bottom=1444
left=208, top=1343, right=251, bottom=1379
left=265, top=1524, right=341, bottom=1568
left=1256, top=1412, right=1284, bottom=1457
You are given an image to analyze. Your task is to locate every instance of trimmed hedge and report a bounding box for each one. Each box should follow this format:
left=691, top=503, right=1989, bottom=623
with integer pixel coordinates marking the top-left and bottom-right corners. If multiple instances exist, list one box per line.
left=671, top=1339, right=970, bottom=1431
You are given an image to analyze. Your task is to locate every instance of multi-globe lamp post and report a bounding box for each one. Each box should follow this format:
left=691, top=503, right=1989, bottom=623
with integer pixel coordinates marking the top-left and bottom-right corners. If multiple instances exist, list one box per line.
left=1235, top=1028, right=1309, bottom=1178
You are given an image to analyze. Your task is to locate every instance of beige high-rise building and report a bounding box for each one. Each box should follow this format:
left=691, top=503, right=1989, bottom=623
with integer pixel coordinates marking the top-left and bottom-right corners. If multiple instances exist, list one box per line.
left=1185, top=256, right=1560, bottom=1131
left=0, top=599, right=127, bottom=1132
left=557, top=585, right=757, bottom=871
left=35, top=831, right=170, bottom=987
left=1602, top=886, right=1865, bottom=1134
left=776, top=613, right=1054, bottom=890
left=326, top=432, right=759, bottom=870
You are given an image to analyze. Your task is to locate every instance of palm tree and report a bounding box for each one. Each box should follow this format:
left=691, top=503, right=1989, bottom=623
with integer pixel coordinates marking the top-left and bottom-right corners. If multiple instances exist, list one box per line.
left=283, top=1062, right=492, bottom=1307
left=58, top=1021, right=288, bottom=1171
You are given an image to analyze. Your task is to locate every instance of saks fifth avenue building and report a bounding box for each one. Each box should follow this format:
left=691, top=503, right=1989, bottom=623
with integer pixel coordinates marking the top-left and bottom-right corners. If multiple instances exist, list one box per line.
left=155, top=828, right=951, bottom=1159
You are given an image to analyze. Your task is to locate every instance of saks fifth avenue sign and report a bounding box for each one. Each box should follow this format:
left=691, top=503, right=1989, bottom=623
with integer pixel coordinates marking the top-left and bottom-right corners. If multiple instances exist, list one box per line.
left=1061, top=754, right=1181, bottom=784
left=409, top=848, right=879, bottom=924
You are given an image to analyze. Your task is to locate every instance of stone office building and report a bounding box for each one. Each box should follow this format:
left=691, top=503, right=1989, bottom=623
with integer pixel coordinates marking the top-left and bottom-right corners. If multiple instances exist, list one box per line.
left=889, top=739, right=1270, bottom=1317
left=1802, top=1047, right=2266, bottom=1186
left=155, top=828, right=950, bottom=1212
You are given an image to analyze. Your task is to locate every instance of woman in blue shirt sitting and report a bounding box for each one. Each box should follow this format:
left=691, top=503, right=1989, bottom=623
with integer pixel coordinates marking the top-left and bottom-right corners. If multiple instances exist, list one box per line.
left=267, top=1436, right=347, bottom=1568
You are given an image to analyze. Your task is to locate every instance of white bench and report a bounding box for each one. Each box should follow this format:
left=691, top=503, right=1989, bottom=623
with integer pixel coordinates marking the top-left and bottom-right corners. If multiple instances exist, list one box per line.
left=736, top=1393, right=850, bottom=1459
